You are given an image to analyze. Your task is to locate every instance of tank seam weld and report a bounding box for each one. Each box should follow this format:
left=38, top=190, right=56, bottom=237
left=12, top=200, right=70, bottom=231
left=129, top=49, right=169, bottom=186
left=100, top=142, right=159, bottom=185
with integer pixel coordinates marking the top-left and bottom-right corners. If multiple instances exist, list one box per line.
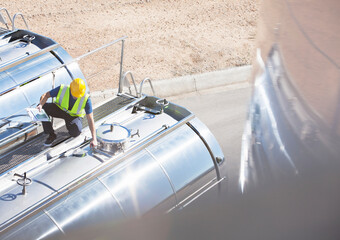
left=144, top=148, right=179, bottom=206
left=43, top=209, right=65, bottom=235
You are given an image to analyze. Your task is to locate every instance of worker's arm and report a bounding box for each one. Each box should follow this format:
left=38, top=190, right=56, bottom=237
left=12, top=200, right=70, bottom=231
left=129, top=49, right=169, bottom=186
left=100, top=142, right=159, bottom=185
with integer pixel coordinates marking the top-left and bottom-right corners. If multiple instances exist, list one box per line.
left=37, top=91, right=51, bottom=111
left=86, top=112, right=97, bottom=148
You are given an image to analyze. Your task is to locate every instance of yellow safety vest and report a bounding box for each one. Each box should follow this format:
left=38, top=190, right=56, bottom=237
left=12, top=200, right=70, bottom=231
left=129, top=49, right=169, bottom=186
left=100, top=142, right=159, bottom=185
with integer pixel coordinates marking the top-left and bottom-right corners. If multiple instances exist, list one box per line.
left=54, top=84, right=89, bottom=118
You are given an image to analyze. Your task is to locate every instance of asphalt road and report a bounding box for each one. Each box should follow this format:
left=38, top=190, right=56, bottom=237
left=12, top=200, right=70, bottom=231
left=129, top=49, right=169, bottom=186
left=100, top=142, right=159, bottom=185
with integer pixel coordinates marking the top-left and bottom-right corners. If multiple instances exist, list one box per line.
left=171, top=83, right=251, bottom=195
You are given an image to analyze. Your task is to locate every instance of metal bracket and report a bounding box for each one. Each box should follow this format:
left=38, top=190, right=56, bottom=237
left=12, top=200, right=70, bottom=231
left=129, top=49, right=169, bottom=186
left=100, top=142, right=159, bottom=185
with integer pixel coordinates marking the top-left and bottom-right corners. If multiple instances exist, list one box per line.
left=131, top=129, right=140, bottom=138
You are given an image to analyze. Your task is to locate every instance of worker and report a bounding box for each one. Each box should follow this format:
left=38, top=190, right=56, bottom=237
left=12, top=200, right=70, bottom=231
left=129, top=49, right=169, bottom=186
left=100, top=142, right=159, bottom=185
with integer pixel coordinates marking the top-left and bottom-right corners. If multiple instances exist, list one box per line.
left=37, top=78, right=97, bottom=147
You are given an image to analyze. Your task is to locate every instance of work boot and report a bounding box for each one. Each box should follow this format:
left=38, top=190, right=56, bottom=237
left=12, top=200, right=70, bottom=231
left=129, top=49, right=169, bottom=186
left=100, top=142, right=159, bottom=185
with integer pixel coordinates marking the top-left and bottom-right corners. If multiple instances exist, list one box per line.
left=44, top=133, right=57, bottom=147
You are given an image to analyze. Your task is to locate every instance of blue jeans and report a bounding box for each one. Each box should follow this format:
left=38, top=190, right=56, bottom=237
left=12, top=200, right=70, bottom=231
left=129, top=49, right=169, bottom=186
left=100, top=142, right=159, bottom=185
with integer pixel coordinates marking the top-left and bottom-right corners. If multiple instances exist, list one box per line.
left=42, top=103, right=82, bottom=137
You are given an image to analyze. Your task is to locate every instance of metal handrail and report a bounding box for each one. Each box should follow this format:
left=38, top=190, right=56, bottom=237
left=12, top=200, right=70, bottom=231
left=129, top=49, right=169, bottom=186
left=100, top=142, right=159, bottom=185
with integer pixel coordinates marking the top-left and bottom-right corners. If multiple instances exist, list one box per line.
left=139, top=77, right=155, bottom=97
left=0, top=36, right=128, bottom=96
left=0, top=37, right=128, bottom=148
left=166, top=177, right=226, bottom=213
left=119, top=71, right=138, bottom=97
left=75, top=37, right=126, bottom=61
left=12, top=13, right=29, bottom=31
left=0, top=8, right=12, bottom=29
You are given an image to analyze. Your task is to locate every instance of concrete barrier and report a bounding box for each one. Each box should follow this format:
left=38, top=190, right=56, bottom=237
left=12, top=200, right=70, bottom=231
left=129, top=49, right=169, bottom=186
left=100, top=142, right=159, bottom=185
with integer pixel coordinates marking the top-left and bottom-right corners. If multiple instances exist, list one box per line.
left=91, top=65, right=252, bottom=105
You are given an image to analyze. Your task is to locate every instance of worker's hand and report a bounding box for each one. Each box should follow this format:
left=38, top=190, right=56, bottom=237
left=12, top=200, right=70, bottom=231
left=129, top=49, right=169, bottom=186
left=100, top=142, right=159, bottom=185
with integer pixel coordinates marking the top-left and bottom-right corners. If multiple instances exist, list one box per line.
left=90, top=138, right=97, bottom=149
left=37, top=104, right=42, bottom=112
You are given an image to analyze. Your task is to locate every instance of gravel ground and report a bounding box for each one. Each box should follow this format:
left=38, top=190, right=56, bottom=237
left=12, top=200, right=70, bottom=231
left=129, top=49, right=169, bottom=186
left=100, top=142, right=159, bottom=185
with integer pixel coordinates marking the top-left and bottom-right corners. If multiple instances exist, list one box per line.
left=2, top=0, right=259, bottom=92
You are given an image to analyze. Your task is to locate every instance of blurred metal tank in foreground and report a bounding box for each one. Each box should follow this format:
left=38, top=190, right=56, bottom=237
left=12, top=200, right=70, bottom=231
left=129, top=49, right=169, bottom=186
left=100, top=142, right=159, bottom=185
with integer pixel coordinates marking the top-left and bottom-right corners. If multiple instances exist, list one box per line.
left=240, top=0, right=340, bottom=191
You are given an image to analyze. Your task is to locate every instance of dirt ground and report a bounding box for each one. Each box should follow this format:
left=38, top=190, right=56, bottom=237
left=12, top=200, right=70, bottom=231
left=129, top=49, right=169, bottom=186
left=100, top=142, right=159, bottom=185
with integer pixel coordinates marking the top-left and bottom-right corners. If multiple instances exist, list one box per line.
left=2, top=0, right=259, bottom=92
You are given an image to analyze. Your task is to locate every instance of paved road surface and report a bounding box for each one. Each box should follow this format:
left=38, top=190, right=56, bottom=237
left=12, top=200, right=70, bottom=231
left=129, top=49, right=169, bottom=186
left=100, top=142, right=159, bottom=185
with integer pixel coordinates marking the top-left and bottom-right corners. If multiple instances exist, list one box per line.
left=171, top=83, right=251, bottom=195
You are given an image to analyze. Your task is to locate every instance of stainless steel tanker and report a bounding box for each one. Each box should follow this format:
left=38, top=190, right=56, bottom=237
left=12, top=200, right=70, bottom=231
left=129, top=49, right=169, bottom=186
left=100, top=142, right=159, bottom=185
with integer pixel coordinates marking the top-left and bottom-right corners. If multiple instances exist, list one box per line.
left=70, top=1, right=340, bottom=239
left=0, top=9, right=225, bottom=239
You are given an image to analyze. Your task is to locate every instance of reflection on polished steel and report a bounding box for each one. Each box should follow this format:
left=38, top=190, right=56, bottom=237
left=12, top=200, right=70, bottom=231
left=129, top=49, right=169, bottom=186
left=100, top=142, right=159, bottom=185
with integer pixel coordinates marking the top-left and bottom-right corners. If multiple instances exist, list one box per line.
left=239, top=0, right=340, bottom=191
left=0, top=10, right=86, bottom=155
left=0, top=9, right=225, bottom=239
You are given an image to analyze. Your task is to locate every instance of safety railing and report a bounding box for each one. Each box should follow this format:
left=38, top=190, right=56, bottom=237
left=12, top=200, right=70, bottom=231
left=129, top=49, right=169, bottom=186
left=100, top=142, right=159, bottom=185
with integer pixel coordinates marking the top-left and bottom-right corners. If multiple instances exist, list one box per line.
left=0, top=36, right=128, bottom=150
left=12, top=13, right=30, bottom=31
left=119, top=73, right=156, bottom=98
left=1, top=36, right=128, bottom=96
left=0, top=8, right=11, bottom=30
left=0, top=9, right=30, bottom=31
left=119, top=71, right=138, bottom=97
left=139, top=77, right=155, bottom=97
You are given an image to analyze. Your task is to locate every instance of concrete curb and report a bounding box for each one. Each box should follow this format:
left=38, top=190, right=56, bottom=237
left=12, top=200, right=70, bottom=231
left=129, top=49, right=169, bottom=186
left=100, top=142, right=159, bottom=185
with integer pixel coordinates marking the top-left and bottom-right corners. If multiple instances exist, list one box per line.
left=91, top=65, right=252, bottom=105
